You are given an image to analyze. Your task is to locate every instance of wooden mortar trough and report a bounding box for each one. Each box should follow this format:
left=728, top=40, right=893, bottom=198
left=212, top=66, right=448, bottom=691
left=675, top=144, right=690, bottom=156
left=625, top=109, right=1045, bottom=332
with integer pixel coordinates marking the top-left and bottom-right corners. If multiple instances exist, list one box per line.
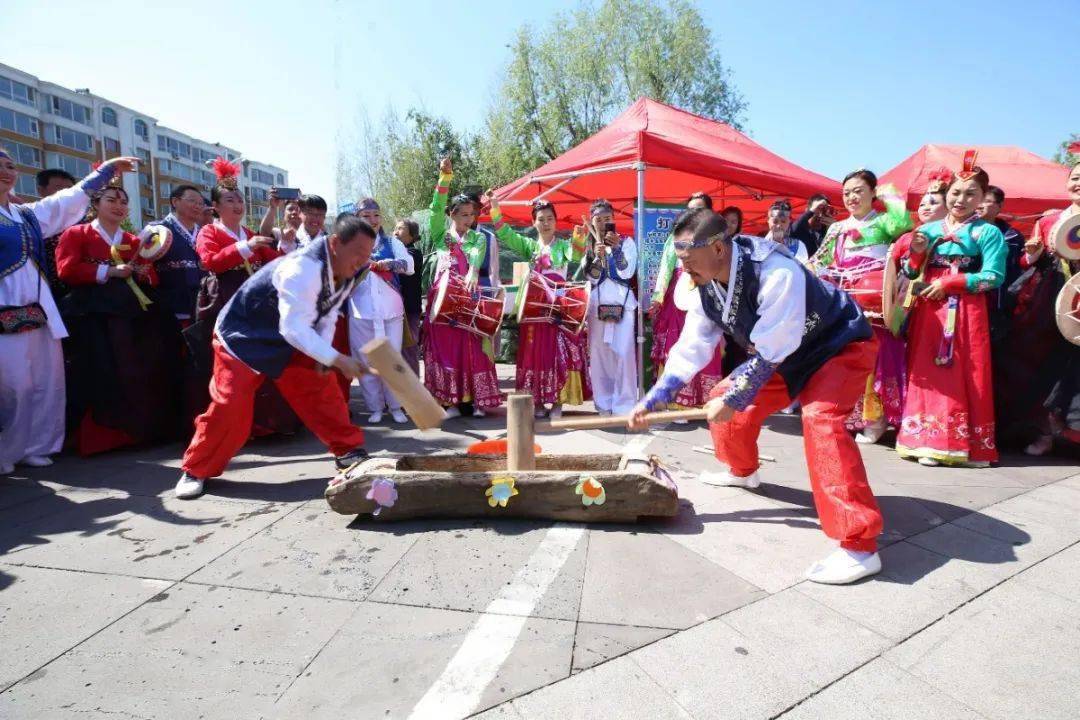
left=325, top=452, right=679, bottom=523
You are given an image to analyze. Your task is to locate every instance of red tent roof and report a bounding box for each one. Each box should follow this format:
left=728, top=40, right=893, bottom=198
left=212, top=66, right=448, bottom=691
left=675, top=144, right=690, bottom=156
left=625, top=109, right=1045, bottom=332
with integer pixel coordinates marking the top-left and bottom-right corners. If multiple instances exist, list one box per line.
left=880, top=144, right=1070, bottom=226
left=492, top=97, right=840, bottom=232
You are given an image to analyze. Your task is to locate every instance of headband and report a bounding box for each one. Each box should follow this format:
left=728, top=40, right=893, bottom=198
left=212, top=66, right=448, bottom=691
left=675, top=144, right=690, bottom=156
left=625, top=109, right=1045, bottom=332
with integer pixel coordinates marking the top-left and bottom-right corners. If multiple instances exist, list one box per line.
left=356, top=197, right=381, bottom=212
left=673, top=212, right=729, bottom=250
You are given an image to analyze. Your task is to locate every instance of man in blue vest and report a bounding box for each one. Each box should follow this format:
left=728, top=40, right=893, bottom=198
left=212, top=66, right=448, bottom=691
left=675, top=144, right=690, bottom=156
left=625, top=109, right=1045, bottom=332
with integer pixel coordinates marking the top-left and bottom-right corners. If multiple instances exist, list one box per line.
left=629, top=208, right=884, bottom=585
left=175, top=214, right=375, bottom=499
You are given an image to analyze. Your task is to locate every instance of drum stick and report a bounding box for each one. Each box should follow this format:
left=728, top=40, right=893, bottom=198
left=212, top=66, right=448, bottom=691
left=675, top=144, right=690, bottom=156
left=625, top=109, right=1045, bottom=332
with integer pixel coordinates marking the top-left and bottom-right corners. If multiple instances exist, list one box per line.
left=535, top=409, right=707, bottom=432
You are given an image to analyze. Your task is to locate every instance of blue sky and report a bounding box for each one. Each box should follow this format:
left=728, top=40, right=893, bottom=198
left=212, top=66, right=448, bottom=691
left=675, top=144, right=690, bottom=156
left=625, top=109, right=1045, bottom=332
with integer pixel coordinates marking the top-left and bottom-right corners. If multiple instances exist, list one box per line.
left=4, top=0, right=1075, bottom=207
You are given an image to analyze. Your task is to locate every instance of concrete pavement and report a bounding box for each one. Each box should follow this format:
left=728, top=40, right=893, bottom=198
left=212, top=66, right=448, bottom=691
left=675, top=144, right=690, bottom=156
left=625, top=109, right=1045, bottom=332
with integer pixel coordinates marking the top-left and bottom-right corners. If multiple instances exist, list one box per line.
left=1, top=371, right=1078, bottom=719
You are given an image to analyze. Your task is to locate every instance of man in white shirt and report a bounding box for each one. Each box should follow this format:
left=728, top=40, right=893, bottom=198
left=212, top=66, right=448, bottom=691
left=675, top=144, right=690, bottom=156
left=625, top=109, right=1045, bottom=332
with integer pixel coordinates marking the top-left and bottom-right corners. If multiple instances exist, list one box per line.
left=351, top=197, right=415, bottom=423
left=175, top=214, right=375, bottom=499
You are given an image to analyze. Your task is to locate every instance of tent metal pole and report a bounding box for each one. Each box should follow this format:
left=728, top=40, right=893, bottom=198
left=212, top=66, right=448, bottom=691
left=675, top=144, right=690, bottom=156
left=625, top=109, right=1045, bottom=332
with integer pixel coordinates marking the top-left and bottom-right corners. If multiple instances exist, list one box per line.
left=635, top=161, right=646, bottom=399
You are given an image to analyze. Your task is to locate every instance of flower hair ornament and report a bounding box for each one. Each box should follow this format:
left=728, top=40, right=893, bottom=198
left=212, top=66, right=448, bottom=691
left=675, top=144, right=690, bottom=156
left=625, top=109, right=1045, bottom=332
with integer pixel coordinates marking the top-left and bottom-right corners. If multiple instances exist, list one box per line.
left=212, top=156, right=241, bottom=191
left=956, top=149, right=979, bottom=181
left=925, top=167, right=955, bottom=195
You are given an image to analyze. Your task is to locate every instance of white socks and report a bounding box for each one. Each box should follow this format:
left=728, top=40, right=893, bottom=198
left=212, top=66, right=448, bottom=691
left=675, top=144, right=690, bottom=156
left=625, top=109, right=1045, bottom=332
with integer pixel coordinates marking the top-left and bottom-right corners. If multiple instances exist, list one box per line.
left=806, top=547, right=881, bottom=585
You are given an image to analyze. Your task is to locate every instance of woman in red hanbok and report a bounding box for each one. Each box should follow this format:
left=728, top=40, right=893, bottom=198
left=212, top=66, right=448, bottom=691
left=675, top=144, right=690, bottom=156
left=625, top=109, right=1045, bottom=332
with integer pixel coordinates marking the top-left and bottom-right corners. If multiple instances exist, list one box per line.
left=57, top=184, right=181, bottom=455
left=896, top=154, right=1007, bottom=467
left=190, top=158, right=299, bottom=436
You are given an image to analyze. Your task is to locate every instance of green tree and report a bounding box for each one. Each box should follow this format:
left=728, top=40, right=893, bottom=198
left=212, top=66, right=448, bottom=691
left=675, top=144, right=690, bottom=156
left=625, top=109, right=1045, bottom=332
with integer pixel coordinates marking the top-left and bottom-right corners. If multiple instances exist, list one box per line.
left=1052, top=133, right=1079, bottom=166
left=476, top=0, right=746, bottom=189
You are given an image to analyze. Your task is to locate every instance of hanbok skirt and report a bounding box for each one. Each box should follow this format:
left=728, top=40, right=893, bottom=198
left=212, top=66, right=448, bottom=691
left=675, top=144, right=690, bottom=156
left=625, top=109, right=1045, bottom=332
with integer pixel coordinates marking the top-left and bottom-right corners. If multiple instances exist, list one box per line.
left=896, top=268, right=997, bottom=464
left=422, top=280, right=502, bottom=410
left=515, top=320, right=591, bottom=406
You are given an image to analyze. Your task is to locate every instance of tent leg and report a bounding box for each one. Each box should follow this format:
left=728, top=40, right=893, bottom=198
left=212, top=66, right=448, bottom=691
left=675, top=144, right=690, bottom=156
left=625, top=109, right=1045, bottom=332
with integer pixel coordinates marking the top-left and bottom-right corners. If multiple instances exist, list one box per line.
left=635, top=162, right=646, bottom=400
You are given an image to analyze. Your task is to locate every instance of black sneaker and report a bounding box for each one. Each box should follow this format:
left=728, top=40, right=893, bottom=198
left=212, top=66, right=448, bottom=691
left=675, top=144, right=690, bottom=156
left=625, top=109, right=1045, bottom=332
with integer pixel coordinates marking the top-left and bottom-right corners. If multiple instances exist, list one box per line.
left=334, top=447, right=370, bottom=470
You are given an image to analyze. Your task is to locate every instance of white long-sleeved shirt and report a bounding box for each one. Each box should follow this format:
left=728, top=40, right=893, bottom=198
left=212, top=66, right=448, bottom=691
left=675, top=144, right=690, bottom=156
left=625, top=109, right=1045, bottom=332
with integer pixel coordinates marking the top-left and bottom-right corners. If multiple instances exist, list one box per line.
left=652, top=246, right=806, bottom=409
left=0, top=183, right=96, bottom=340
left=349, top=234, right=415, bottom=321
left=272, top=247, right=355, bottom=367
left=589, top=236, right=638, bottom=309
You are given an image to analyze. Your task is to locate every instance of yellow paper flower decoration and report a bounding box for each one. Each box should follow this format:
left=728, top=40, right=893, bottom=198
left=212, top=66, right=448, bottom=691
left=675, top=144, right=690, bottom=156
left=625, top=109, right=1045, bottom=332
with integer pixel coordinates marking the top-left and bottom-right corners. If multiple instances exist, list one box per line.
left=486, top=475, right=519, bottom=508
left=575, top=475, right=606, bottom=506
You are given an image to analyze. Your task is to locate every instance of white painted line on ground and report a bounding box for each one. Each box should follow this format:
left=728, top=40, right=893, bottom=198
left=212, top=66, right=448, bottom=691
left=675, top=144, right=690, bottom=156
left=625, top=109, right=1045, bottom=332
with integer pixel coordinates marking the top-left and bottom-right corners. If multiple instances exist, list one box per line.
left=406, top=524, right=586, bottom=720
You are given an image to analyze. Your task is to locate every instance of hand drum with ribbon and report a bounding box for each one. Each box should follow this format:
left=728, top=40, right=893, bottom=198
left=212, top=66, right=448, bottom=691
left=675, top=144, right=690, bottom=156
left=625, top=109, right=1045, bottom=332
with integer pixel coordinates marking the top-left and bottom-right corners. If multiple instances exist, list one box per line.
left=139, top=226, right=173, bottom=262
left=1051, top=213, right=1080, bottom=261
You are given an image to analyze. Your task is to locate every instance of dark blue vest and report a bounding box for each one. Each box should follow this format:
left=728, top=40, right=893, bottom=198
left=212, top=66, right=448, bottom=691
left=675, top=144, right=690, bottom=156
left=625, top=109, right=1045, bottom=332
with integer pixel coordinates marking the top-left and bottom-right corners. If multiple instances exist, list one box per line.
left=215, top=240, right=356, bottom=378
left=153, top=216, right=205, bottom=318
left=700, top=236, right=871, bottom=397
left=0, top=206, right=45, bottom=279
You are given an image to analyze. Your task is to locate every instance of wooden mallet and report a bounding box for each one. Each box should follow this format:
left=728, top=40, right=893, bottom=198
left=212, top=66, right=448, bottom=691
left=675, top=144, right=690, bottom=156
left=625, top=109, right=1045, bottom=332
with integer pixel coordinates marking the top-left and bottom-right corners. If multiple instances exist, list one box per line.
left=360, top=337, right=446, bottom=430
left=535, top=408, right=707, bottom=432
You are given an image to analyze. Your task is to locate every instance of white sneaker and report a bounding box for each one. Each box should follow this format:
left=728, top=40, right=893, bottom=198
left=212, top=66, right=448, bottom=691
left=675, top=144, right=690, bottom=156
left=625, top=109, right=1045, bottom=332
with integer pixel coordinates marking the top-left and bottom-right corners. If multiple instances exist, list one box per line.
left=550, top=404, right=563, bottom=420
left=805, top=548, right=882, bottom=585
left=699, top=470, right=760, bottom=489
left=917, top=456, right=940, bottom=467
left=673, top=418, right=689, bottom=425
left=390, top=409, right=408, bottom=424
left=1025, top=434, right=1053, bottom=456
left=174, top=473, right=205, bottom=500
left=443, top=406, right=462, bottom=419
left=856, top=419, right=886, bottom=445
left=19, top=455, right=53, bottom=467
left=368, top=410, right=383, bottom=424
left=472, top=408, right=486, bottom=418
left=0, top=463, right=13, bottom=475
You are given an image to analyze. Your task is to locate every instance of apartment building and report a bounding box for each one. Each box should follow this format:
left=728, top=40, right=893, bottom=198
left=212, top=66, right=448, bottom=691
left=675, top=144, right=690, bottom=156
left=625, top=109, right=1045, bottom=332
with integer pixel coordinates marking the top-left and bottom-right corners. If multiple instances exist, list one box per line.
left=0, top=62, right=287, bottom=227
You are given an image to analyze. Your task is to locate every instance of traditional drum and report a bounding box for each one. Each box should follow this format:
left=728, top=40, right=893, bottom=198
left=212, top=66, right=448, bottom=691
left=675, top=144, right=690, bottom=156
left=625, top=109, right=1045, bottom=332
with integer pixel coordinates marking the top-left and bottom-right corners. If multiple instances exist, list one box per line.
left=139, top=226, right=172, bottom=262
left=514, top=271, right=590, bottom=335
left=820, top=262, right=886, bottom=325
left=1051, top=213, right=1080, bottom=261
left=1056, top=272, right=1080, bottom=346
left=429, top=271, right=505, bottom=339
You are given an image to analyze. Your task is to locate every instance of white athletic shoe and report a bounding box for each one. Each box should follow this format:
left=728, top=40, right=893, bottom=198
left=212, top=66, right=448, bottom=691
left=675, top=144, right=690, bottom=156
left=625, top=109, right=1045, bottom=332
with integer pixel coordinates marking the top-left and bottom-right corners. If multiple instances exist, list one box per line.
left=19, top=455, right=53, bottom=467
left=699, top=470, right=760, bottom=489
left=535, top=407, right=549, bottom=419
left=856, top=419, right=887, bottom=445
left=550, top=404, right=563, bottom=420
left=368, top=410, right=383, bottom=424
left=390, top=409, right=409, bottom=424
left=673, top=418, right=689, bottom=425
left=917, top=456, right=940, bottom=467
left=0, top=463, right=13, bottom=475
left=1025, top=434, right=1053, bottom=456
left=805, top=548, right=882, bottom=585
left=473, top=409, right=486, bottom=418
left=443, top=406, right=462, bottom=419
left=174, top=473, right=205, bottom=500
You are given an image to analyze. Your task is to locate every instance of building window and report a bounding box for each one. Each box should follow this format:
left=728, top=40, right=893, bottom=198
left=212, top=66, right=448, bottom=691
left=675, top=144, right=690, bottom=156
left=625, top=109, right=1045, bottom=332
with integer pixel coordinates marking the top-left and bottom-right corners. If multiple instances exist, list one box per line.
left=2, top=139, right=43, bottom=168
left=134, top=118, right=149, bottom=141
left=0, top=76, right=36, bottom=107
left=202, top=170, right=215, bottom=186
left=45, top=152, right=91, bottom=179
left=157, top=135, right=191, bottom=159
left=15, top=174, right=38, bottom=197
left=276, top=173, right=285, bottom=185
left=0, top=107, right=39, bottom=138
left=104, top=137, right=121, bottom=156
left=52, top=125, right=94, bottom=153
left=46, top=95, right=92, bottom=125
left=102, top=107, right=118, bottom=126
left=136, top=147, right=151, bottom=164
left=251, top=169, right=274, bottom=185
left=139, top=172, right=152, bottom=189
left=160, top=182, right=173, bottom=198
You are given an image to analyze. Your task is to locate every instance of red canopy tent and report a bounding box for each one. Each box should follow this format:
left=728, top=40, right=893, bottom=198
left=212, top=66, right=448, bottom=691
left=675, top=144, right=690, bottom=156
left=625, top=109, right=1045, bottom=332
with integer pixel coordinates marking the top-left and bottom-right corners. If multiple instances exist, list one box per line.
left=491, top=97, right=840, bottom=233
left=491, top=97, right=841, bottom=393
left=880, top=144, right=1070, bottom=232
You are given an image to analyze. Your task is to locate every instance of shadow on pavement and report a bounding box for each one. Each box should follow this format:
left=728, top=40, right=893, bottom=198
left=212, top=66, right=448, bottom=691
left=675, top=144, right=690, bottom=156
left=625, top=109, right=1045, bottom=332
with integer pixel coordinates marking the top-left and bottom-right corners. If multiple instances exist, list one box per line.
left=655, top=481, right=1030, bottom=585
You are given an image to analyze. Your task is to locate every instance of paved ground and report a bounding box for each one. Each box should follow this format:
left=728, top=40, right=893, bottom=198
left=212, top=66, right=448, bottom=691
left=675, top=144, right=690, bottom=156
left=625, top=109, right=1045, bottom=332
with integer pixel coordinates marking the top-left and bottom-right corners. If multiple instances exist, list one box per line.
left=1, top=367, right=1078, bottom=719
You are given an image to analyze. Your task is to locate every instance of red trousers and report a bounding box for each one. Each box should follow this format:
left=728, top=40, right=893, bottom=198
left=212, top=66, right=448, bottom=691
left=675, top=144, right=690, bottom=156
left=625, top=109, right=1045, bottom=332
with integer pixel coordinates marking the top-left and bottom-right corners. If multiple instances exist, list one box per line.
left=182, top=340, right=365, bottom=479
left=710, top=338, right=883, bottom=552
left=332, top=315, right=352, bottom=404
